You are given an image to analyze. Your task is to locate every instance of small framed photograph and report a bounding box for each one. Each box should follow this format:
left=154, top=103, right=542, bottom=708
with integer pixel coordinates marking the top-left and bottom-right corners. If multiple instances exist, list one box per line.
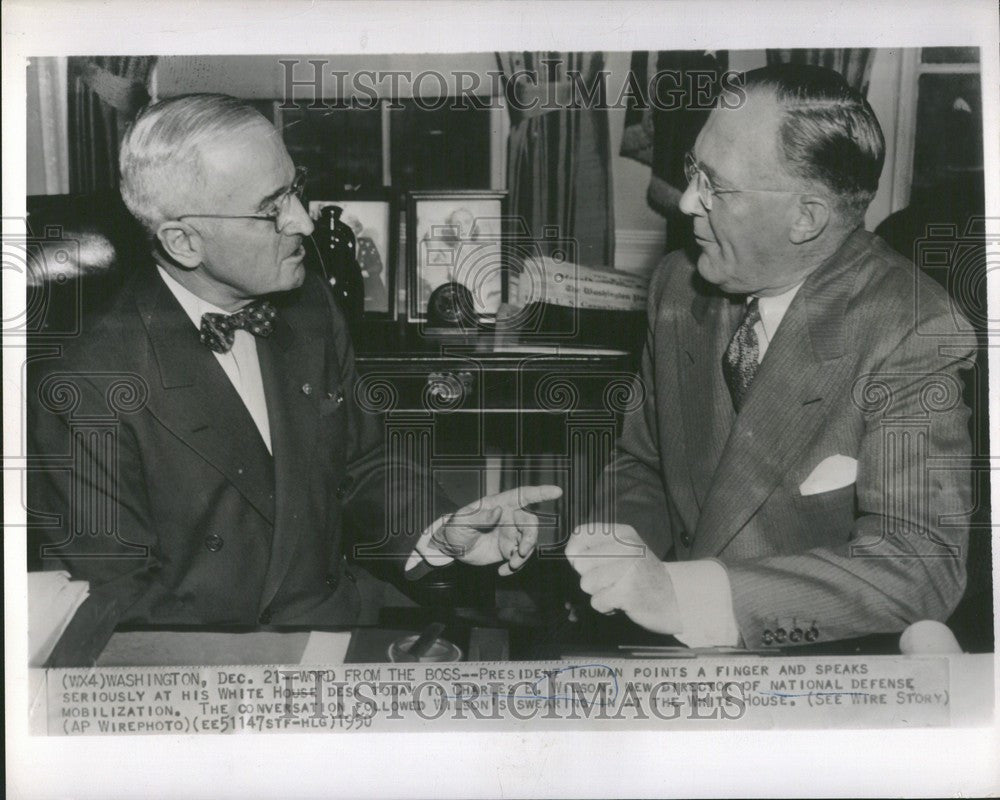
left=309, top=197, right=395, bottom=317
left=405, top=191, right=507, bottom=325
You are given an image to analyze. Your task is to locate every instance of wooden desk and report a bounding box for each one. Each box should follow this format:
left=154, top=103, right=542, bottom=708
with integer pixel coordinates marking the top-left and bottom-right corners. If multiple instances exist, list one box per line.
left=354, top=335, right=642, bottom=611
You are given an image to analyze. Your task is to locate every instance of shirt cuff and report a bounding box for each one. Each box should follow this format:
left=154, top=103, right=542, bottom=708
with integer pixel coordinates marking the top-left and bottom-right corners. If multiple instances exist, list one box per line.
left=404, top=515, right=455, bottom=573
left=662, top=559, right=740, bottom=648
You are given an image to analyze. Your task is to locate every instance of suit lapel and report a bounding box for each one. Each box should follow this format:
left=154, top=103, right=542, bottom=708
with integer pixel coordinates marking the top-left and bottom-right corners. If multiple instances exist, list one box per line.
left=256, top=299, right=328, bottom=610
left=133, top=269, right=275, bottom=524
left=691, top=230, right=869, bottom=557
left=677, top=285, right=742, bottom=509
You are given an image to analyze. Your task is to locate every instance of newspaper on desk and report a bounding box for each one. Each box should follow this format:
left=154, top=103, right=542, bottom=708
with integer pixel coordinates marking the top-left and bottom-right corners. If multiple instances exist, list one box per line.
left=512, top=256, right=649, bottom=312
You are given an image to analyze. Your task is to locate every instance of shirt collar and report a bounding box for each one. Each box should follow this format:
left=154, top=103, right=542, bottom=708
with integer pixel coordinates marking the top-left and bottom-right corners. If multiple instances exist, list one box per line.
left=157, top=265, right=232, bottom=329
left=751, top=281, right=803, bottom=343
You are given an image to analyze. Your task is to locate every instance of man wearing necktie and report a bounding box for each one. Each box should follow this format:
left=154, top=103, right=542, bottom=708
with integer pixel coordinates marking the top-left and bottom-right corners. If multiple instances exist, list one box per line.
left=28, top=94, right=559, bottom=666
left=568, top=65, right=976, bottom=648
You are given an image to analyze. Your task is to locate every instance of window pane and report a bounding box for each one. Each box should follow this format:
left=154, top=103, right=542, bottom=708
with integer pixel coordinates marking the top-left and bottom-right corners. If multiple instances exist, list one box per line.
left=912, top=73, right=983, bottom=188
left=278, top=104, right=383, bottom=196
left=921, top=47, right=980, bottom=64
left=390, top=98, right=492, bottom=191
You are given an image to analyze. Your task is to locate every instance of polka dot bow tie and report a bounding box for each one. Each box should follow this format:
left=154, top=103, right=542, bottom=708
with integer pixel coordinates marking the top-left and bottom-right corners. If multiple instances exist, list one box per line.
left=199, top=300, right=277, bottom=354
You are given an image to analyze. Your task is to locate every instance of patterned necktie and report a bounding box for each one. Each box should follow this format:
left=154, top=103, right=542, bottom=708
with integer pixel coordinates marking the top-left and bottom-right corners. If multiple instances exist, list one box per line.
left=199, top=299, right=277, bottom=354
left=722, top=297, right=761, bottom=412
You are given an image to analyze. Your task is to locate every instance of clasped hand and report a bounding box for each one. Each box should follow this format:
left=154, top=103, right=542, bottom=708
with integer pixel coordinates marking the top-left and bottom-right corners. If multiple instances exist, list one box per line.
left=565, top=522, right=682, bottom=634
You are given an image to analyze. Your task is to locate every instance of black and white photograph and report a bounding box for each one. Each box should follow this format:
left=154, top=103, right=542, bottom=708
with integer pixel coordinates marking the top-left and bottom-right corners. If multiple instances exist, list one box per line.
left=407, top=191, right=505, bottom=321
left=310, top=199, right=393, bottom=315
left=4, top=1, right=999, bottom=798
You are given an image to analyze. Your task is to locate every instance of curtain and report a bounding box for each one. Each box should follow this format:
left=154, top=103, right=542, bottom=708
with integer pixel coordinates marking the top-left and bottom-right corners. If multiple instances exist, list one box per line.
left=497, top=52, right=614, bottom=269
left=619, top=49, right=729, bottom=251
left=68, top=56, right=157, bottom=193
left=27, top=57, right=70, bottom=195
left=766, top=48, right=874, bottom=94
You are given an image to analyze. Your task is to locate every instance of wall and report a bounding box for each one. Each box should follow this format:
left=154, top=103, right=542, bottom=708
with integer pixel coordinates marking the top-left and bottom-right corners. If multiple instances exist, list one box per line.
left=154, top=53, right=499, bottom=99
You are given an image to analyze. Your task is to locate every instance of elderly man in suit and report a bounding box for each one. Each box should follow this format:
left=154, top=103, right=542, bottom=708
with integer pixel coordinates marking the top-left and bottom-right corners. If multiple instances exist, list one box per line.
left=567, top=64, right=974, bottom=648
left=28, top=93, right=558, bottom=666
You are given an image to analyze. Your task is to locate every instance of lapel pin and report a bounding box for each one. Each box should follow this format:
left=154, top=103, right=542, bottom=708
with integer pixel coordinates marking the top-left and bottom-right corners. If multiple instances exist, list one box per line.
left=301, top=383, right=313, bottom=395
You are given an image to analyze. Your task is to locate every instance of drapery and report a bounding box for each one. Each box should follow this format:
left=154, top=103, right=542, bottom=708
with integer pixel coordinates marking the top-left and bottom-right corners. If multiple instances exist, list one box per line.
left=497, top=52, right=614, bottom=269
left=68, top=56, right=157, bottom=192
left=619, top=50, right=729, bottom=251
left=766, top=48, right=875, bottom=94
left=27, top=57, right=70, bottom=195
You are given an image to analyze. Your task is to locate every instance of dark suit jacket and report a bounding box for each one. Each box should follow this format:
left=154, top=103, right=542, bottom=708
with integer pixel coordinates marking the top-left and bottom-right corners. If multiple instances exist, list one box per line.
left=595, top=229, right=975, bottom=647
left=28, top=267, right=451, bottom=665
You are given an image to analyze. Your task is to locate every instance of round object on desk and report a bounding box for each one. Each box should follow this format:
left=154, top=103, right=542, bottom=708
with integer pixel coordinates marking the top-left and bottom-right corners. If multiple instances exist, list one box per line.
left=387, top=634, right=462, bottom=663
left=427, top=281, right=475, bottom=327
left=899, top=620, right=963, bottom=654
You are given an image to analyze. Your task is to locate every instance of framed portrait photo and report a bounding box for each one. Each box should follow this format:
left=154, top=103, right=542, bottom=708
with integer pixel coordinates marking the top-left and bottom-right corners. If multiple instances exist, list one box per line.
left=309, top=197, right=396, bottom=317
left=405, top=191, right=507, bottom=325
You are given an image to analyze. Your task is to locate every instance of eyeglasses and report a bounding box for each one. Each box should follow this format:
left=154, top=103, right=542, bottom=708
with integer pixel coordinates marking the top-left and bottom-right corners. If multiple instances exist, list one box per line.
left=176, top=166, right=309, bottom=231
left=683, top=152, right=803, bottom=210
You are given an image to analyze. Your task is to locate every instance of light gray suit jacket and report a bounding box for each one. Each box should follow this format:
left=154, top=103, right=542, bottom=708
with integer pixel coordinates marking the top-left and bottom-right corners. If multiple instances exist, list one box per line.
left=595, top=229, right=975, bottom=647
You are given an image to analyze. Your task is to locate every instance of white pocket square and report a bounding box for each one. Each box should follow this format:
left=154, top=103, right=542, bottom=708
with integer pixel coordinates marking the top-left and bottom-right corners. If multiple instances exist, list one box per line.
left=799, top=455, right=858, bottom=496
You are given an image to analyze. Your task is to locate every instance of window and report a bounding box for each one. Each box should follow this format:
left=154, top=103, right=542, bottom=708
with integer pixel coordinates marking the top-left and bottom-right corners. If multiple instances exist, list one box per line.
left=277, top=104, right=384, bottom=196
left=890, top=47, right=984, bottom=209
left=389, top=98, right=493, bottom=192
left=912, top=49, right=983, bottom=191
left=263, top=98, right=501, bottom=198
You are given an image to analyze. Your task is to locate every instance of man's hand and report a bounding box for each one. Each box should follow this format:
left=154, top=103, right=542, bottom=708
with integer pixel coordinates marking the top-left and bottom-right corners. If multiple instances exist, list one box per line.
left=566, top=522, right=682, bottom=634
left=424, top=485, right=562, bottom=575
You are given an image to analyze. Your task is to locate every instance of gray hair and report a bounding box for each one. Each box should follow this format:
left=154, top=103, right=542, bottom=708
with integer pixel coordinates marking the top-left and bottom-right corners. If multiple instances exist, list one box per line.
left=119, top=93, right=271, bottom=235
left=742, top=64, right=886, bottom=222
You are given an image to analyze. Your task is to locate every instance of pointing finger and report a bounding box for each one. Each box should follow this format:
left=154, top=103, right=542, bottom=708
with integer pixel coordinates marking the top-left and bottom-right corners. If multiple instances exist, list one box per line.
left=509, top=484, right=563, bottom=507
left=470, top=485, right=562, bottom=512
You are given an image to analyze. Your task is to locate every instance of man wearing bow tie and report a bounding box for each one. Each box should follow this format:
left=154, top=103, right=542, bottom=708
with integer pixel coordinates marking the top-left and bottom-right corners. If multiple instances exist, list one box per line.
left=28, top=93, right=559, bottom=666
left=568, top=64, right=976, bottom=648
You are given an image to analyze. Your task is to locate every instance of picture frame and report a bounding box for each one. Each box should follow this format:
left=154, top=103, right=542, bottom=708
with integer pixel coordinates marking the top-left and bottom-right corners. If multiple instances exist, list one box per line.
left=405, top=190, right=508, bottom=326
left=309, top=195, right=396, bottom=318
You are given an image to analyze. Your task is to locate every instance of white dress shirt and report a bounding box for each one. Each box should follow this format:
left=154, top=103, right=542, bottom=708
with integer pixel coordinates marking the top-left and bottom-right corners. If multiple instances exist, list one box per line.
left=663, top=281, right=804, bottom=647
left=157, top=266, right=273, bottom=454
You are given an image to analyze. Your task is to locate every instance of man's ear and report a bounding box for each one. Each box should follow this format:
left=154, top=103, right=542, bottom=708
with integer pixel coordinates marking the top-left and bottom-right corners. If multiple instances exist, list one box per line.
left=789, top=195, right=830, bottom=244
left=155, top=221, right=203, bottom=269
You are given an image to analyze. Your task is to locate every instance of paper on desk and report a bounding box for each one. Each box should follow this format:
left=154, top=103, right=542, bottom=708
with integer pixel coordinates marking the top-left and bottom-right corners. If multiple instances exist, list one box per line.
left=513, top=257, right=648, bottom=312
left=28, top=571, right=89, bottom=667
left=299, top=631, right=352, bottom=665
